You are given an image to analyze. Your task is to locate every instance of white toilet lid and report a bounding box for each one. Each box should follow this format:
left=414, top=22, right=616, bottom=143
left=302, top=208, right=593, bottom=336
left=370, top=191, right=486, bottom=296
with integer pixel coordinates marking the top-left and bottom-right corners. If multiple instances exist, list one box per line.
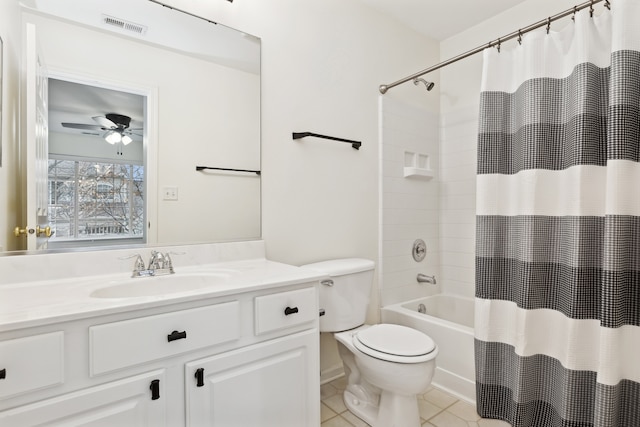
left=353, top=324, right=436, bottom=363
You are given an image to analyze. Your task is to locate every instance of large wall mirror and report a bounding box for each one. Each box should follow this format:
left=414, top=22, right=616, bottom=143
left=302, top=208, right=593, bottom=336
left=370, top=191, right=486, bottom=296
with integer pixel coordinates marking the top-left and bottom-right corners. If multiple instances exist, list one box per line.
left=9, top=0, right=261, bottom=254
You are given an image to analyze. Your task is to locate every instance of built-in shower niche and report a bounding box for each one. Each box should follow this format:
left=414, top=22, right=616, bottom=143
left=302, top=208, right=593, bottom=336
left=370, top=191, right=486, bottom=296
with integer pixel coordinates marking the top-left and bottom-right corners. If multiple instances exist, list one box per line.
left=403, top=151, right=434, bottom=179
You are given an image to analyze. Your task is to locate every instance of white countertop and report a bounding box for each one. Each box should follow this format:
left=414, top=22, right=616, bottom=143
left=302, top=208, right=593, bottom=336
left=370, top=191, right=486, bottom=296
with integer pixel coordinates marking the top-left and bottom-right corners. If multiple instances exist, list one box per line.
left=0, top=242, right=326, bottom=332
left=0, top=258, right=325, bottom=332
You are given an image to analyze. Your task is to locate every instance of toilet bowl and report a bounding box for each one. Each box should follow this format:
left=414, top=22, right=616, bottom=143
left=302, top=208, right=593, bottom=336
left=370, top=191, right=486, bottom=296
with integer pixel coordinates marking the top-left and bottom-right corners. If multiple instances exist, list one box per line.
left=301, top=259, right=438, bottom=427
left=334, top=324, right=437, bottom=427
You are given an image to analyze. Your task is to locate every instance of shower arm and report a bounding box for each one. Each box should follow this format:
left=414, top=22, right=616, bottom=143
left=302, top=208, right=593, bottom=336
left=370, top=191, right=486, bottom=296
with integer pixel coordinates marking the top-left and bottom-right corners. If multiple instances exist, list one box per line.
left=379, top=0, right=606, bottom=94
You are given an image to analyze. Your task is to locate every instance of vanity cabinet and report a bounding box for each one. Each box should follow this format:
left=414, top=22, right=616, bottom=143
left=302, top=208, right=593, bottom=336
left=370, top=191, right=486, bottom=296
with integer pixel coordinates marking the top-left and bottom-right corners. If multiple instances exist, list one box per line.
left=0, top=332, right=64, bottom=400
left=0, top=281, right=320, bottom=427
left=186, top=330, right=317, bottom=427
left=0, top=370, right=166, bottom=426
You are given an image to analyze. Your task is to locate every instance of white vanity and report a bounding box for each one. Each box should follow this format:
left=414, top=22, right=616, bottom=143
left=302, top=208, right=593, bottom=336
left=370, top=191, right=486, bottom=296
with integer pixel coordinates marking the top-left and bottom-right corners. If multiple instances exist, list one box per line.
left=0, top=241, right=322, bottom=426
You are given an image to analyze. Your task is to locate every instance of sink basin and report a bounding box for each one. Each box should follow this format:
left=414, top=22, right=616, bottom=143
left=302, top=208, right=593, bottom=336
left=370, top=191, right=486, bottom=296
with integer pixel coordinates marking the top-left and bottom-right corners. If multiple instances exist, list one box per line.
left=90, top=272, right=232, bottom=298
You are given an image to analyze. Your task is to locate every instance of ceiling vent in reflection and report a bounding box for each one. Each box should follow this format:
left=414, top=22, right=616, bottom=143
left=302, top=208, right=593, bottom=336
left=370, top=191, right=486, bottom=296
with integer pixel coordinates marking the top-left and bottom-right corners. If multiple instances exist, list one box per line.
left=102, top=15, right=147, bottom=35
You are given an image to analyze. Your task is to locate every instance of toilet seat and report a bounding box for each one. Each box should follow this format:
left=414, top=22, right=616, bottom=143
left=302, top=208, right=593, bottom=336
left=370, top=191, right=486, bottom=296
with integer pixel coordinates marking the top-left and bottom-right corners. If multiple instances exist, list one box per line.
left=353, top=324, right=436, bottom=363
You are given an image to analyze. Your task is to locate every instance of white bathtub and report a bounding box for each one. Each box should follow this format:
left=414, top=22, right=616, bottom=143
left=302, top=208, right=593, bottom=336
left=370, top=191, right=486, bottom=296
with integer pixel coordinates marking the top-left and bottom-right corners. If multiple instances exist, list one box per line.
left=381, top=294, right=476, bottom=403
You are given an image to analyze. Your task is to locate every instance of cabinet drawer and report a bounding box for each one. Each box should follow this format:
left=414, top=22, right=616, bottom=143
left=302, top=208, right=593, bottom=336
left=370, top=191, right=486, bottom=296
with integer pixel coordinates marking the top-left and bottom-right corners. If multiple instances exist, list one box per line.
left=0, top=332, right=64, bottom=400
left=255, top=287, right=317, bottom=335
left=90, top=302, right=239, bottom=375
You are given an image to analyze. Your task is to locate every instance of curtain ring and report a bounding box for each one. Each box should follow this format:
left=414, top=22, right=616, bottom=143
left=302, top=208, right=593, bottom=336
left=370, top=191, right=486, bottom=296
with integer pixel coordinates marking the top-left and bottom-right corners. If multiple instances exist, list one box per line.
left=605, top=0, right=610, bottom=10
left=497, top=38, right=501, bottom=53
left=518, top=30, right=522, bottom=45
left=546, top=17, right=551, bottom=34
left=572, top=5, right=577, bottom=21
left=590, top=0, right=594, bottom=17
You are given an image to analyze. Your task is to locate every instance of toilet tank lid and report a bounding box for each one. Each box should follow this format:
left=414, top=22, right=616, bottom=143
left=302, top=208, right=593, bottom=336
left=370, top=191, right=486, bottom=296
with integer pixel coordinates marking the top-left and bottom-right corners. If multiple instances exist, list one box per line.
left=301, top=258, right=375, bottom=276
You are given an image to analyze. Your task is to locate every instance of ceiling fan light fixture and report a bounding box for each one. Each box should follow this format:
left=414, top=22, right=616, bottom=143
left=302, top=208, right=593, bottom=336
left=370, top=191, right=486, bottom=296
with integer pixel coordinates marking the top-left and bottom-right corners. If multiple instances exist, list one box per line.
left=104, top=130, right=122, bottom=144
left=122, top=134, right=133, bottom=145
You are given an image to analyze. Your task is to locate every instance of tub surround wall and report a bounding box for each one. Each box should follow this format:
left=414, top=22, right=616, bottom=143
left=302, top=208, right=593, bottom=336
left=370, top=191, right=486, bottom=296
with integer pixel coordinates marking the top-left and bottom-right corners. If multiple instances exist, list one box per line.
left=379, top=96, right=440, bottom=307
left=438, top=107, right=477, bottom=298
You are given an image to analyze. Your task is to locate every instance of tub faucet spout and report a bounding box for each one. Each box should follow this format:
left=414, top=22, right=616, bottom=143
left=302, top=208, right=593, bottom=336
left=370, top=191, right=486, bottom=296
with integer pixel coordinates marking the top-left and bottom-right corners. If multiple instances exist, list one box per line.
left=417, top=273, right=436, bottom=284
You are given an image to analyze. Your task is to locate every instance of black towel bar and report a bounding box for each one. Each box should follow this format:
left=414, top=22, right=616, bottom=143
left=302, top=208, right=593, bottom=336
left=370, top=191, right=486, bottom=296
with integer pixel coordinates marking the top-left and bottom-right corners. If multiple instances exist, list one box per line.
left=196, top=166, right=261, bottom=175
left=292, top=132, right=361, bottom=150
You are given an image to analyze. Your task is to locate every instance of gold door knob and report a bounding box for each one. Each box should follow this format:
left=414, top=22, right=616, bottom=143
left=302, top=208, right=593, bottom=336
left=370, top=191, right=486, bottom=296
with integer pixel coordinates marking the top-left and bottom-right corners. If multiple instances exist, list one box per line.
left=14, top=227, right=33, bottom=237
left=36, top=225, right=53, bottom=238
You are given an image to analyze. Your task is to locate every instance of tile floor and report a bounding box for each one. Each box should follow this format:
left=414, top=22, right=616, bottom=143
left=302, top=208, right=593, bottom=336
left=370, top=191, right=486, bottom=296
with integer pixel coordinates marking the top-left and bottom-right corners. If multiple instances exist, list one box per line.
left=320, top=377, right=511, bottom=427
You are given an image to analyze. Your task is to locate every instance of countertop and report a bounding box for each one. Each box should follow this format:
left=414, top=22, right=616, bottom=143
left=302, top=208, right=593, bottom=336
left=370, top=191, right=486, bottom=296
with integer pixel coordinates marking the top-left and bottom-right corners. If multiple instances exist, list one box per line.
left=0, top=258, right=326, bottom=332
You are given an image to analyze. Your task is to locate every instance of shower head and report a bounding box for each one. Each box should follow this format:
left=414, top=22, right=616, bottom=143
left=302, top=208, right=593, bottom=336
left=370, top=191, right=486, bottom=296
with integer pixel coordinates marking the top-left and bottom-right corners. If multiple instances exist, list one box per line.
left=413, top=77, right=435, bottom=91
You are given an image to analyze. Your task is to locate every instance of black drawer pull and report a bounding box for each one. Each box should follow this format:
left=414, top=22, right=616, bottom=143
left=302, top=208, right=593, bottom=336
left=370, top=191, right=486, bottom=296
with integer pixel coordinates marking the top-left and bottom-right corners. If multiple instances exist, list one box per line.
left=284, top=306, right=299, bottom=316
left=0, top=369, right=5, bottom=380
left=150, top=379, right=160, bottom=400
left=195, top=368, right=205, bottom=387
left=167, top=330, right=187, bottom=342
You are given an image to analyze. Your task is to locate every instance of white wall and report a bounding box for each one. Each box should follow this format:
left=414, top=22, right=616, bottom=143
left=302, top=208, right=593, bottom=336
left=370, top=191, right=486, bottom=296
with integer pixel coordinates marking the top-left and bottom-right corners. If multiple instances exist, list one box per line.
left=157, top=0, right=439, bottom=376
left=379, top=94, right=440, bottom=307
left=438, top=0, right=583, bottom=298
left=0, top=0, right=23, bottom=251
left=160, top=0, right=438, bottom=263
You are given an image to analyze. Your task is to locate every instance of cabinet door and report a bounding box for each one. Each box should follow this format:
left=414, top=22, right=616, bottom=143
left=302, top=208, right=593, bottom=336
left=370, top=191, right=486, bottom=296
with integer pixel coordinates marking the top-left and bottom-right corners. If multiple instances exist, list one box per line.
left=0, top=370, right=166, bottom=427
left=186, top=330, right=319, bottom=427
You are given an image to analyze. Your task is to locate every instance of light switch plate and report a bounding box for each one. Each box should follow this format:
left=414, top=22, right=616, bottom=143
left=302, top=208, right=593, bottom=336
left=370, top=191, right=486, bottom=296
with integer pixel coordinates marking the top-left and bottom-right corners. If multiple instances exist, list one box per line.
left=163, top=186, right=178, bottom=201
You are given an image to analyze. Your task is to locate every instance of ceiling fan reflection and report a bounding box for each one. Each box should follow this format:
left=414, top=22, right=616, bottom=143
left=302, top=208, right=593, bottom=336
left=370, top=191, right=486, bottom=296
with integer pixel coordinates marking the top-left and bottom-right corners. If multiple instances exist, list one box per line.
left=61, top=113, right=142, bottom=155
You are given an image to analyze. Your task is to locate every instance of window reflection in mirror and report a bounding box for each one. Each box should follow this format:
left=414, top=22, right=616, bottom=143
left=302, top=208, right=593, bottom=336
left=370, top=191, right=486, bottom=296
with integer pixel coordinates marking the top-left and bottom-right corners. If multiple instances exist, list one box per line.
left=48, top=159, right=145, bottom=247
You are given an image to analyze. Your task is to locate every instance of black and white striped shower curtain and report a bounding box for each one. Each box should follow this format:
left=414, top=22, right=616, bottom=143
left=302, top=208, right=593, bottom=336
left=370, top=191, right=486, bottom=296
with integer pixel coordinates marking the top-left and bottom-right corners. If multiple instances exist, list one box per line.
left=475, top=1, right=640, bottom=426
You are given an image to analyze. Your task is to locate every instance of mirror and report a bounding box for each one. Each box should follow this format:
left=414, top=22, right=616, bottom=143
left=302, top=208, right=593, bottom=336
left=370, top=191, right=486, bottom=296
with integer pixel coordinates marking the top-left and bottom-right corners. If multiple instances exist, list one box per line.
left=8, top=0, right=261, bottom=253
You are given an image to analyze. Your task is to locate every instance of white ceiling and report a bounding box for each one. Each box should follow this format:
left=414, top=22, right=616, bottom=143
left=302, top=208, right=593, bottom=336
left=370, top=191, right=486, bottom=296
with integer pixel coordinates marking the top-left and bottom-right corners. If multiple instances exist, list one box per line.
left=353, top=0, right=528, bottom=40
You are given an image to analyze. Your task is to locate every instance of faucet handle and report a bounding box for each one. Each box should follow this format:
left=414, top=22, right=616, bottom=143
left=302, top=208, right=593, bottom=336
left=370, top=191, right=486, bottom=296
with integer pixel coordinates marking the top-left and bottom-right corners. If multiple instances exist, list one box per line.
left=133, top=254, right=146, bottom=272
left=149, top=250, right=164, bottom=269
left=164, top=253, right=174, bottom=273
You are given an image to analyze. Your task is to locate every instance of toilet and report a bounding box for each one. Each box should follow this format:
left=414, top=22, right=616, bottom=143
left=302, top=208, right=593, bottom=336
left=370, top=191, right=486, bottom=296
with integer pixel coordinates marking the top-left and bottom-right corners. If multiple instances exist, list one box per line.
left=302, top=259, right=438, bottom=427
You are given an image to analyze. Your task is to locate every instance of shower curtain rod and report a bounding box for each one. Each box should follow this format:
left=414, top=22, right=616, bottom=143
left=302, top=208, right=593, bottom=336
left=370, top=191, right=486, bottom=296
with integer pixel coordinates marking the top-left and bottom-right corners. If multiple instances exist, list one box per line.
left=379, top=0, right=607, bottom=94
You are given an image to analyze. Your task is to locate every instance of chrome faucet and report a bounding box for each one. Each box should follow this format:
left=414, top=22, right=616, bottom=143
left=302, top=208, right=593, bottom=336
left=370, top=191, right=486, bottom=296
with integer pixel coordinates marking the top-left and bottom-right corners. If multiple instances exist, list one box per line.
left=417, top=273, right=436, bottom=284
left=129, top=251, right=175, bottom=278
left=148, top=250, right=174, bottom=276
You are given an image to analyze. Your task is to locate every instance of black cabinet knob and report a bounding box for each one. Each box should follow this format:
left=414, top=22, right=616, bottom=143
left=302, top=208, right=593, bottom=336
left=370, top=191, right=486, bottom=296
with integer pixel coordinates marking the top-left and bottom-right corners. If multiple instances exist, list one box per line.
left=0, top=369, right=5, bottom=380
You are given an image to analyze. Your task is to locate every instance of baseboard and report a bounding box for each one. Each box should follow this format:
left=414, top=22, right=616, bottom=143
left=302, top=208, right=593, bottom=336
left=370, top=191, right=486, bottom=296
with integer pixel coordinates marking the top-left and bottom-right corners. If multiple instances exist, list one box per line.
left=320, top=364, right=344, bottom=385
left=432, top=367, right=476, bottom=405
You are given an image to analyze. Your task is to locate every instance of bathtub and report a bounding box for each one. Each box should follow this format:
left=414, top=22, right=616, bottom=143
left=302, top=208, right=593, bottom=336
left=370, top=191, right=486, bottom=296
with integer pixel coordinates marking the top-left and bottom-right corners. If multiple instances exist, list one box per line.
left=381, top=294, right=476, bottom=403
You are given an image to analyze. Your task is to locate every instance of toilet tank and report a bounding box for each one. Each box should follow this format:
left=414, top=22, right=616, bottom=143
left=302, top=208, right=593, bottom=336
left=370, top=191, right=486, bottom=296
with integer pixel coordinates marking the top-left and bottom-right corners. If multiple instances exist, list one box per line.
left=301, top=258, right=375, bottom=332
